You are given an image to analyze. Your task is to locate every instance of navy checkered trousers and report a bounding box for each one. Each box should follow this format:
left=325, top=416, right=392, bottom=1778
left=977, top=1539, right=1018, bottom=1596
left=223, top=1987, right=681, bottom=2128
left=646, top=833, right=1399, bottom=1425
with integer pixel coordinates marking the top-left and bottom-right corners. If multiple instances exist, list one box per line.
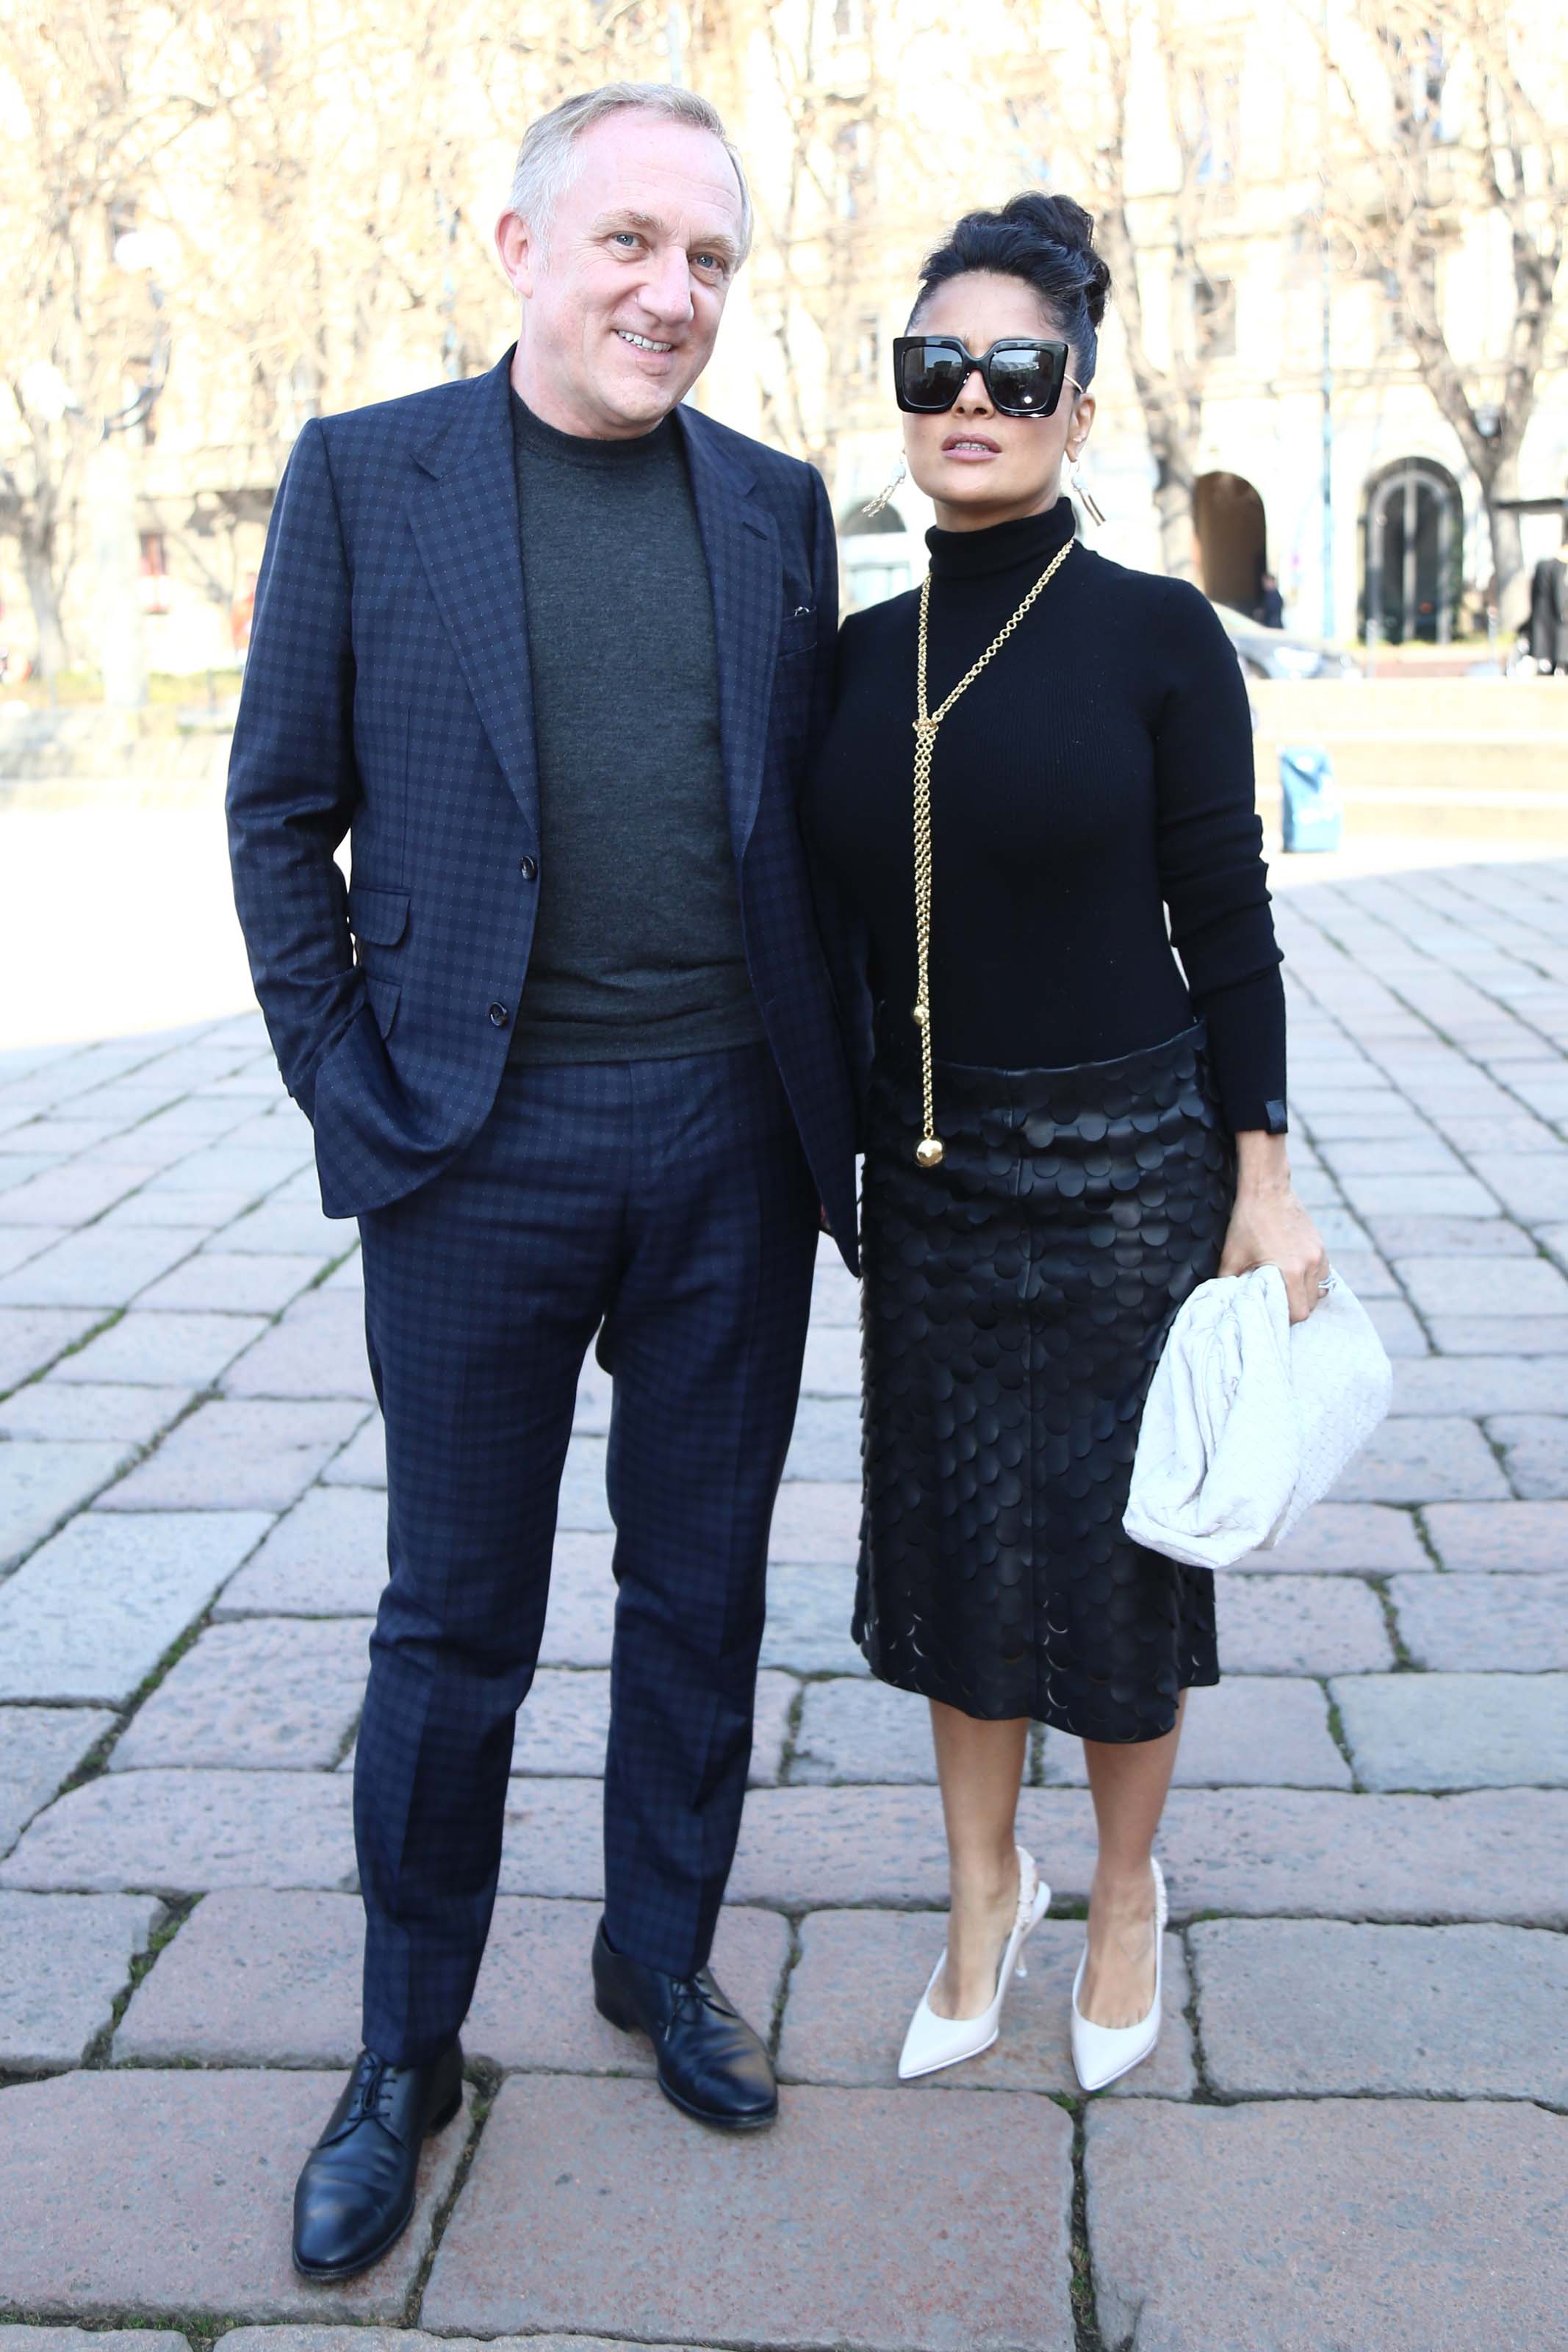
left=227, top=349, right=866, bottom=2064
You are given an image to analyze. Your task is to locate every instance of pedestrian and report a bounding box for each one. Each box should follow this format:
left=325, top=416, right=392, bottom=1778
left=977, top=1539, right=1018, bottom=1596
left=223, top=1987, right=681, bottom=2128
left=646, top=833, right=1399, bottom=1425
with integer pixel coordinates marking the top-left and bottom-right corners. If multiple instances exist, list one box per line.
left=806, top=192, right=1329, bottom=2091
left=1256, top=569, right=1285, bottom=629
left=1526, top=528, right=1568, bottom=674
left=226, top=82, right=857, bottom=2281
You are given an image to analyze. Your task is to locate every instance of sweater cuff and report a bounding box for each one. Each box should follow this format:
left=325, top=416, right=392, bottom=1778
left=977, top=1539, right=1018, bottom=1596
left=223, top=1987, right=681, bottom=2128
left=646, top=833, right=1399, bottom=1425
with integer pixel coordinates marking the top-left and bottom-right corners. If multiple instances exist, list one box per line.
left=1194, top=966, right=1288, bottom=1136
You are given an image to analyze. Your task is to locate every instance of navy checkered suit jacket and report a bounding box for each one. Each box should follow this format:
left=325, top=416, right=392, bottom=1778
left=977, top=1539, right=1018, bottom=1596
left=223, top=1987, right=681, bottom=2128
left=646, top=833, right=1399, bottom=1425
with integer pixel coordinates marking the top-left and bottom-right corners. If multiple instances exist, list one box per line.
left=226, top=348, right=862, bottom=1269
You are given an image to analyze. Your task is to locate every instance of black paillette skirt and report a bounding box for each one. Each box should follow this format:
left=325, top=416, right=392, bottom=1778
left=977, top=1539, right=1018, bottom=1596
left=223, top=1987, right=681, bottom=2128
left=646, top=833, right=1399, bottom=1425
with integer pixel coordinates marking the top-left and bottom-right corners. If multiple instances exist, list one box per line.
left=855, top=1019, right=1236, bottom=1740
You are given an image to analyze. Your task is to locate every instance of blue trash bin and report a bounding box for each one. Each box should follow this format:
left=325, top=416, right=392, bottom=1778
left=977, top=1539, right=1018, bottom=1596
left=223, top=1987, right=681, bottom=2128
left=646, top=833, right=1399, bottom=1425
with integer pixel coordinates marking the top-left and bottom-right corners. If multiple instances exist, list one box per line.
left=1279, top=745, right=1342, bottom=853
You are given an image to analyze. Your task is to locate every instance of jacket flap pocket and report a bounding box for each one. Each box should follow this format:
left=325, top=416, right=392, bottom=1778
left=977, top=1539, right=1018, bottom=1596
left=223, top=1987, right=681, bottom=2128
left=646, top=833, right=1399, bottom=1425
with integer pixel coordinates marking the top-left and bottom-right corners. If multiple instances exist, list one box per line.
left=348, top=883, right=410, bottom=946
left=364, top=976, right=401, bottom=1039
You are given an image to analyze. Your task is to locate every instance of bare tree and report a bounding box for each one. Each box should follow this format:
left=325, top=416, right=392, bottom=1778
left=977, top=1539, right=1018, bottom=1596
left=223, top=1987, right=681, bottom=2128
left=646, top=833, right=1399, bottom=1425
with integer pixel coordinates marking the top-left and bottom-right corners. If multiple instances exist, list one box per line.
left=0, top=0, right=209, bottom=674
left=1329, top=0, right=1564, bottom=624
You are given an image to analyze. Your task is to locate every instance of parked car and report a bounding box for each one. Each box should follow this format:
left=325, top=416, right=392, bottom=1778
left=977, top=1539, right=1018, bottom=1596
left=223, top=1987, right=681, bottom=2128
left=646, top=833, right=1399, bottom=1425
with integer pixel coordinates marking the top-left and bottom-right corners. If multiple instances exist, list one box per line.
left=1210, top=601, right=1362, bottom=682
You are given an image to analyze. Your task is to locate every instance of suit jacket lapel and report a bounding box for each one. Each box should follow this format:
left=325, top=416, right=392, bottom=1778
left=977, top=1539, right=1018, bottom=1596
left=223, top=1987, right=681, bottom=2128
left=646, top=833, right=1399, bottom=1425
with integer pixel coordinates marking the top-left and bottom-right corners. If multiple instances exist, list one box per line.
left=407, top=350, right=539, bottom=842
left=678, top=406, right=780, bottom=865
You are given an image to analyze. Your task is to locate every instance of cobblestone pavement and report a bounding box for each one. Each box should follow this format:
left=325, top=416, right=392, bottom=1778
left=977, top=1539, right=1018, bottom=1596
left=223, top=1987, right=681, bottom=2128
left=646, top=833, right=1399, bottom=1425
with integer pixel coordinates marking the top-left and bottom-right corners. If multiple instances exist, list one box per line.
left=1, top=858, right=1567, bottom=2351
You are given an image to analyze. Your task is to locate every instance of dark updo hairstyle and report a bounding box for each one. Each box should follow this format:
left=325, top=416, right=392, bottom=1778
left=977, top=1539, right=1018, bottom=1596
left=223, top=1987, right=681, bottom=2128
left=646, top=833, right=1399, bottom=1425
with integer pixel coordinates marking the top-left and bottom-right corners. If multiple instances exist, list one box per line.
left=909, top=191, right=1112, bottom=387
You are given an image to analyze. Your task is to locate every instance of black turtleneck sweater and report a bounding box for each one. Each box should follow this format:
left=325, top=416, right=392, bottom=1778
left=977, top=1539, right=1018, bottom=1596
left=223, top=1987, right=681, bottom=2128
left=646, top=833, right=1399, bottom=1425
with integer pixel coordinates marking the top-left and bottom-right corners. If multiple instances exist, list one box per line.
left=806, top=500, right=1287, bottom=1133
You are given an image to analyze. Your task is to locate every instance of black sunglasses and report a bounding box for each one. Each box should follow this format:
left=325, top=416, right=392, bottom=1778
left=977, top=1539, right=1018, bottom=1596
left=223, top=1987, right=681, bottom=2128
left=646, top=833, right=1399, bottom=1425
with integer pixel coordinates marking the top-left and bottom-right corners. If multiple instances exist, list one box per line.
left=893, top=335, right=1085, bottom=418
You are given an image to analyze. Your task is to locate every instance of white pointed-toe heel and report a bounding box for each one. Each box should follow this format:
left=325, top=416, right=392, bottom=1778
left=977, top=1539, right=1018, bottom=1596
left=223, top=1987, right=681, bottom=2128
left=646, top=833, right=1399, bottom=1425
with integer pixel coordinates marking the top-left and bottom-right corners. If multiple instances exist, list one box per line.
left=897, top=1844, right=1051, bottom=2082
left=1070, top=1854, right=1168, bottom=2093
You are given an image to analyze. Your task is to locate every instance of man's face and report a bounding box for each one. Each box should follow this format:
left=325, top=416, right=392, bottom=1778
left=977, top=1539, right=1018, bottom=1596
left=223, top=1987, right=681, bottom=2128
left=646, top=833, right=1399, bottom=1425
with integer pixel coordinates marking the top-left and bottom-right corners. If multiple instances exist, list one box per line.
left=497, top=112, right=745, bottom=440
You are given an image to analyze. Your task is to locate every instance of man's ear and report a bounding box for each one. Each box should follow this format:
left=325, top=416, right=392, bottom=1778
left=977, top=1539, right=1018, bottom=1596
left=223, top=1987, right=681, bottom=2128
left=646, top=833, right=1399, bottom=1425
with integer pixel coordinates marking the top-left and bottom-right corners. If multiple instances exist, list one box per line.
left=495, top=210, right=536, bottom=301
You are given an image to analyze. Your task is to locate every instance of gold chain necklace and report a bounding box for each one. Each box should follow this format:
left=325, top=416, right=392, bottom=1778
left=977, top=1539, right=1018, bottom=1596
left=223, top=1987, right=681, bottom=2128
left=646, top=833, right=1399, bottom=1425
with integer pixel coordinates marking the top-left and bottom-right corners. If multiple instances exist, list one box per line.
left=910, top=536, right=1076, bottom=1166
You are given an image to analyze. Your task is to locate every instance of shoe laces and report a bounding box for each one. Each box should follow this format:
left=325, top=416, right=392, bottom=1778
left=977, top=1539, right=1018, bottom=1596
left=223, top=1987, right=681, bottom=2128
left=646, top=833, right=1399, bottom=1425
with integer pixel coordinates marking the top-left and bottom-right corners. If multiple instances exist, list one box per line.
left=344, top=2049, right=402, bottom=2129
left=665, top=1970, right=736, bottom=2034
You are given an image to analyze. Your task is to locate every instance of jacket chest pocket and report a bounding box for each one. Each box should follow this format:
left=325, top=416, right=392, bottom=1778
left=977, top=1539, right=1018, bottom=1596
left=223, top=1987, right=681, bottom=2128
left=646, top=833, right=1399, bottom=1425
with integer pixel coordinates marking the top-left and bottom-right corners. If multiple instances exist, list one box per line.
left=778, top=598, right=817, bottom=659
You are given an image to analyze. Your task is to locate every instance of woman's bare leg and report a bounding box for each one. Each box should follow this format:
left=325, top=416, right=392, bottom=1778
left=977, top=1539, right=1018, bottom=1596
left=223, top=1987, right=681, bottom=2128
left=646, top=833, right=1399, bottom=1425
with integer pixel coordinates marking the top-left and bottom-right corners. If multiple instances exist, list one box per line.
left=926, top=1699, right=1031, bottom=2018
left=1076, top=1690, right=1187, bottom=2027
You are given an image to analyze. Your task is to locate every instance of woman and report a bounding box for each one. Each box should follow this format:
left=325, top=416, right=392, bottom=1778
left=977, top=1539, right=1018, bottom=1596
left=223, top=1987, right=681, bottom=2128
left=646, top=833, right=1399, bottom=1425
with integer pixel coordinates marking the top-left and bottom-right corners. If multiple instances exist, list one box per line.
left=808, top=193, right=1328, bottom=2091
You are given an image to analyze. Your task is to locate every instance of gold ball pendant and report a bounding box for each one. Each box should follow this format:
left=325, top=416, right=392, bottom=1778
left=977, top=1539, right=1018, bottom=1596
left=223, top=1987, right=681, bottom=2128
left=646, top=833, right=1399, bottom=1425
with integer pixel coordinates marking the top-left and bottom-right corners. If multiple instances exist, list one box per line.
left=915, top=1136, right=945, bottom=1169
left=912, top=1000, right=929, bottom=1028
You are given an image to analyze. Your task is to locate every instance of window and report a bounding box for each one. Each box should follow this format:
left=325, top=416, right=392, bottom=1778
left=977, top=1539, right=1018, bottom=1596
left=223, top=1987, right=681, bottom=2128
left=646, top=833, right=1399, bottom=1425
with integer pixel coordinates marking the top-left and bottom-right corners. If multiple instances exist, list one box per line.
left=854, top=315, right=880, bottom=386
left=1187, top=63, right=1240, bottom=201
left=835, top=122, right=869, bottom=220
left=138, top=532, right=171, bottom=614
left=832, top=0, right=864, bottom=38
left=1193, top=275, right=1237, bottom=360
left=1377, top=268, right=1406, bottom=352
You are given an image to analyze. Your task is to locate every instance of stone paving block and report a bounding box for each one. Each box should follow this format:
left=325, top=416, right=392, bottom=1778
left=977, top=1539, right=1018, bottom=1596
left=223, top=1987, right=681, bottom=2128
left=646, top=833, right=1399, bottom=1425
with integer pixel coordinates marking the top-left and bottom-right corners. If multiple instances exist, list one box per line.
left=1190, top=1917, right=1568, bottom=2098
left=422, top=2073, right=1074, bottom=2349
left=783, top=1395, right=861, bottom=1482
left=1318, top=1136, right=1466, bottom=1177
left=1043, top=1677, right=1350, bottom=1788
left=0, top=2333, right=188, bottom=2352
left=0, top=1705, right=115, bottom=1855
left=1320, top=1246, right=1396, bottom=1296
left=1387, top=1353, right=1568, bottom=1415
left=737, top=1782, right=1568, bottom=1920
left=222, top=1290, right=375, bottom=1402
left=767, top=1479, right=860, bottom=1566
left=758, top=1560, right=866, bottom=1674
left=1488, top=1412, right=1568, bottom=1498
left=1364, top=1212, right=1537, bottom=1256
left=0, top=2068, right=474, bottom=2320
left=497, top=1778, right=603, bottom=1897
left=508, top=1669, right=609, bottom=1777
left=48, top=1307, right=271, bottom=1388
left=557, top=1433, right=611, bottom=1530
left=747, top=1668, right=797, bottom=1786
left=0, top=1303, right=106, bottom=1393
left=536, top=1532, right=616, bottom=1666
left=136, top=1250, right=331, bottom=1314
left=215, top=1485, right=389, bottom=1618
left=112, top=1616, right=370, bottom=1771
left=1362, top=1294, right=1430, bottom=1357
left=0, top=1381, right=194, bottom=1445
left=799, top=1322, right=860, bottom=1395
left=1328, top=1414, right=1508, bottom=1502
left=1426, top=1311, right=1568, bottom=1353
left=1331, top=1670, right=1568, bottom=1789
left=151, top=1145, right=308, bottom=1197
left=96, top=1186, right=259, bottom=1230
left=0, top=1226, right=206, bottom=1311
left=0, top=1889, right=164, bottom=2068
left=791, top=1676, right=934, bottom=1782
left=1241, top=1500, right=1427, bottom=1573
left=318, top=1410, right=385, bottom=1486
left=1085, top=2098, right=1568, bottom=2352
left=0, top=1225, right=67, bottom=1276
left=214, top=2335, right=673, bottom=2352
left=1395, top=1253, right=1568, bottom=1317
left=1423, top=1499, right=1568, bottom=1569
left=97, top=1397, right=367, bottom=1512
left=1468, top=1149, right=1568, bottom=1221
left=573, top=1352, right=611, bottom=1433
left=1389, top=1570, right=1568, bottom=1669
left=115, top=1887, right=788, bottom=2073
left=322, top=1248, right=363, bottom=1290
left=0, top=1164, right=162, bottom=1234
left=1213, top=1571, right=1392, bottom=1673
left=777, top=1910, right=1195, bottom=2101
left=0, top=1440, right=132, bottom=1572
left=0, top=1767, right=356, bottom=1894
left=1334, top=1171, right=1502, bottom=1219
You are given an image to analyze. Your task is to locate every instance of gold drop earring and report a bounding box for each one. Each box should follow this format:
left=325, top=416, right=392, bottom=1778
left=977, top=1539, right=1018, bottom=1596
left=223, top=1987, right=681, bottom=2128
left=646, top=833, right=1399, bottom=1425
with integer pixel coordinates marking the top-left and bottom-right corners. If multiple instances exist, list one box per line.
left=1069, top=449, right=1106, bottom=526
left=860, top=456, right=907, bottom=520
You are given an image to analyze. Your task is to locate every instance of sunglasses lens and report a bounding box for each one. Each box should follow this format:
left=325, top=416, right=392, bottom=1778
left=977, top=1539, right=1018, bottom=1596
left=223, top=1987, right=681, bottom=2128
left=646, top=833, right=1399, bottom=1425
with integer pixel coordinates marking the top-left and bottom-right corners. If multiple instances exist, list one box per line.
left=899, top=341, right=967, bottom=409
left=988, top=345, right=1059, bottom=412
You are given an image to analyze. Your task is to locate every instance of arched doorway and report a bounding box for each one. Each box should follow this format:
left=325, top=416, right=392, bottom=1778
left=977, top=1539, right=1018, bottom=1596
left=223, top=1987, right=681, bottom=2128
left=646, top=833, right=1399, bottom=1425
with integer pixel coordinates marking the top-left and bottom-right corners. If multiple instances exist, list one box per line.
left=1195, top=472, right=1267, bottom=615
left=1362, top=459, right=1462, bottom=645
left=839, top=496, right=915, bottom=613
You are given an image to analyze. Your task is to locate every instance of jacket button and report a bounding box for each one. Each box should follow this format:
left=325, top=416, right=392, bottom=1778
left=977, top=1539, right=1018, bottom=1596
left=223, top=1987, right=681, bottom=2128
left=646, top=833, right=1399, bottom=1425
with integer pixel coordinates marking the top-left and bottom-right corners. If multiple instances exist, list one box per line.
left=519, top=855, right=538, bottom=882
left=488, top=1002, right=510, bottom=1028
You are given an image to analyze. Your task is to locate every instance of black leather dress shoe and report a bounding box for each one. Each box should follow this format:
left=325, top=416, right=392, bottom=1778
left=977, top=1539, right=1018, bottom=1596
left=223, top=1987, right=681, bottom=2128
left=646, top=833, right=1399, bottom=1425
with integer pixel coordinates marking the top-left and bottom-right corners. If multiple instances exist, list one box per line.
left=292, top=2040, right=464, bottom=2280
left=592, top=1921, right=777, bottom=2131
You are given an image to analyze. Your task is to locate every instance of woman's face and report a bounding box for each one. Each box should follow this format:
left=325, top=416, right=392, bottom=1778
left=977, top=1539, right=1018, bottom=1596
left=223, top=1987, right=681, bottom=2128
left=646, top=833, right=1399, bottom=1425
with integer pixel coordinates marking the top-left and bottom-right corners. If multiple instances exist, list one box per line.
left=901, top=270, right=1096, bottom=533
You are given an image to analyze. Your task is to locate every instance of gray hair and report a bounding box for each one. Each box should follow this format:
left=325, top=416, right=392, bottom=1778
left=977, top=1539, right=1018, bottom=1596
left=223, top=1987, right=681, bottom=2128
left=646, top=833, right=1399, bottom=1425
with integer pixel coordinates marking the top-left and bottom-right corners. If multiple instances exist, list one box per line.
left=508, top=83, right=753, bottom=264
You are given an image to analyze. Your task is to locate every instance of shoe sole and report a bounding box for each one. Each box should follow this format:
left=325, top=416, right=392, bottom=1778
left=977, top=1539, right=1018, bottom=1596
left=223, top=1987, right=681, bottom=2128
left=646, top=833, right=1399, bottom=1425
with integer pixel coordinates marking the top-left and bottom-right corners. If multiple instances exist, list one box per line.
left=291, top=2087, right=464, bottom=2281
left=594, top=1991, right=778, bottom=2134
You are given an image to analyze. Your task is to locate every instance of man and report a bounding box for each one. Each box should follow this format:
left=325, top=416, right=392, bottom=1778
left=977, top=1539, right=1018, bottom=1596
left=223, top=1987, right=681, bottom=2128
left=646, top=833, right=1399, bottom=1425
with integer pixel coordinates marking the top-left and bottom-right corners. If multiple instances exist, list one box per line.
left=1527, top=526, right=1567, bottom=675
left=226, top=82, right=860, bottom=2282
left=1256, top=570, right=1284, bottom=630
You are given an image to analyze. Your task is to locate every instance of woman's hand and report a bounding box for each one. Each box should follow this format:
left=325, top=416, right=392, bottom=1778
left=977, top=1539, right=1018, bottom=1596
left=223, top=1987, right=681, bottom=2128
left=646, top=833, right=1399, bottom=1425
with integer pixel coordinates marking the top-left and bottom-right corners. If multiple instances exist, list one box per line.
left=1219, top=1130, right=1331, bottom=1323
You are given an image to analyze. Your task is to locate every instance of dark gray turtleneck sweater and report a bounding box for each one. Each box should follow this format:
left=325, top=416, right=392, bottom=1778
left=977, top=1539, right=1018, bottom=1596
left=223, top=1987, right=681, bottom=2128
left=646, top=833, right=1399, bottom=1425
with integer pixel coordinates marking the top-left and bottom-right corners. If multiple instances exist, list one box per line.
left=505, top=390, right=764, bottom=1066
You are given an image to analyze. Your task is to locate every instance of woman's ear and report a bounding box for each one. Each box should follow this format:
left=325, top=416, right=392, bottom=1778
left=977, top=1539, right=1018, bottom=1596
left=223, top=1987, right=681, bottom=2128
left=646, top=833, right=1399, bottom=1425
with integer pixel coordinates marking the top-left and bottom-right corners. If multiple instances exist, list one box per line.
left=1065, top=390, right=1096, bottom=464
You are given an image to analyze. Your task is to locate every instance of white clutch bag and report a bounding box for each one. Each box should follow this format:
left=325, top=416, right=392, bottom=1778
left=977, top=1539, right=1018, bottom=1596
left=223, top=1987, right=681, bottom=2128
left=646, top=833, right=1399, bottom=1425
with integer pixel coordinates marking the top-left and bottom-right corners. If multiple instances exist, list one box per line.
left=1123, top=1262, right=1393, bottom=1570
